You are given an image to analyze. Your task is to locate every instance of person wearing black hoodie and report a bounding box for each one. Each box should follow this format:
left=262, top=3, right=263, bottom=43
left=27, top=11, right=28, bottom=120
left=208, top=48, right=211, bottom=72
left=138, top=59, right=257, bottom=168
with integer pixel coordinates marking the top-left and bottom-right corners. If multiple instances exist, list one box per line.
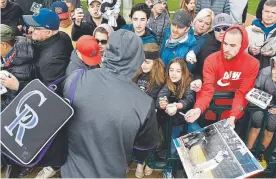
left=61, top=30, right=159, bottom=178
left=66, top=35, right=101, bottom=75
left=72, top=0, right=126, bottom=41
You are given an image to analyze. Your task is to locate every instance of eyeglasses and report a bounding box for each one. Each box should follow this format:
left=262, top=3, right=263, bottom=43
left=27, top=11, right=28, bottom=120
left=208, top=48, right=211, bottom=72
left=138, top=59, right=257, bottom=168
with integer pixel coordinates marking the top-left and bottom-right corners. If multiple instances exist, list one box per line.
left=214, top=26, right=230, bottom=32
left=96, top=39, right=107, bottom=45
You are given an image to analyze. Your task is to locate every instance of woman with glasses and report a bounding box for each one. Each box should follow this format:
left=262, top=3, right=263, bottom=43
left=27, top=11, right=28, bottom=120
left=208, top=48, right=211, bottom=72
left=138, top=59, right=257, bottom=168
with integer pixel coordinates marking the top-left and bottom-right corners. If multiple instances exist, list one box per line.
left=93, top=24, right=114, bottom=56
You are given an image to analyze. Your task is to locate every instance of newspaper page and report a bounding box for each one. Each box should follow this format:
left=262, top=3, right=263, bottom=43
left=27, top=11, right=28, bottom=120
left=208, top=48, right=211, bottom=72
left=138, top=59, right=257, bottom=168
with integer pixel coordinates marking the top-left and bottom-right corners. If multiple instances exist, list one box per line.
left=246, top=88, right=273, bottom=109
left=173, top=120, right=264, bottom=179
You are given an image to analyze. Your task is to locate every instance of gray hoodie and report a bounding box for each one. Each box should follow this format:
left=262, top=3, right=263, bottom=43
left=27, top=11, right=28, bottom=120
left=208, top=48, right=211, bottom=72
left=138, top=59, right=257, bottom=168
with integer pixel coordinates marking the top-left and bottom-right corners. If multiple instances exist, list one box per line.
left=255, top=57, right=276, bottom=104
left=61, top=30, right=159, bottom=178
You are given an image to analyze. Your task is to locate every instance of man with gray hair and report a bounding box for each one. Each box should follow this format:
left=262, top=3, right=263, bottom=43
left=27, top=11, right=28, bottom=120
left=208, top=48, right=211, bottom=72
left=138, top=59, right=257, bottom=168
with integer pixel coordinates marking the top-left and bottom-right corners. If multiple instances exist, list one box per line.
left=147, top=0, right=170, bottom=44
left=246, top=0, right=276, bottom=70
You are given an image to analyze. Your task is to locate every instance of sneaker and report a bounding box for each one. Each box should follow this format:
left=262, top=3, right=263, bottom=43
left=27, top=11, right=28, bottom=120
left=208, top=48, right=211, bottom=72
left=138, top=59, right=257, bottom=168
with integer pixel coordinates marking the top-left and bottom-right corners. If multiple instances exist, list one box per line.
left=163, top=168, right=174, bottom=179
left=135, top=163, right=145, bottom=178
left=258, top=153, right=267, bottom=168
left=35, top=167, right=57, bottom=179
left=18, top=168, right=33, bottom=178
left=144, top=165, right=153, bottom=176
left=126, top=167, right=130, bottom=174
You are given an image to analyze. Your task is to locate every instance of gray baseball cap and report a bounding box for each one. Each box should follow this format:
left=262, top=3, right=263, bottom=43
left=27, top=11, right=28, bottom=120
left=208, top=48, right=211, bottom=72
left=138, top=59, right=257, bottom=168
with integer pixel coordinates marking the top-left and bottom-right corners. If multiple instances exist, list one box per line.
left=213, top=13, right=232, bottom=28
left=171, top=10, right=192, bottom=28
left=152, top=0, right=167, bottom=5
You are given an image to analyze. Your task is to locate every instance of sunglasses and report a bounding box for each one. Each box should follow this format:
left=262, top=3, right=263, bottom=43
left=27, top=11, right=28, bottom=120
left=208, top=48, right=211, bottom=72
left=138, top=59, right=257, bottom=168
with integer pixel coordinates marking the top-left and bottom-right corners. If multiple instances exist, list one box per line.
left=96, top=39, right=108, bottom=45
left=214, top=26, right=230, bottom=32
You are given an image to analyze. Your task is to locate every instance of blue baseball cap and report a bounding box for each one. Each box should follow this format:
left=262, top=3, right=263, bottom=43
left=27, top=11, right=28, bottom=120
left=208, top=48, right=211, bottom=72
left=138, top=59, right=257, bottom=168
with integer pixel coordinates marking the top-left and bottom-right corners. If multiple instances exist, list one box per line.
left=23, top=8, right=60, bottom=30
left=50, top=1, right=70, bottom=20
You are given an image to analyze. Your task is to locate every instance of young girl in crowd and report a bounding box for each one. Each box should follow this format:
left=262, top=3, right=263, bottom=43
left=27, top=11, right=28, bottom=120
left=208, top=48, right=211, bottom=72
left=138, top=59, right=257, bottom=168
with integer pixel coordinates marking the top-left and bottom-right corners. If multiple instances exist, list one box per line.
left=247, top=57, right=276, bottom=168
left=180, top=0, right=197, bottom=18
left=133, top=43, right=166, bottom=100
left=157, top=58, right=196, bottom=155
left=93, top=24, right=114, bottom=57
left=132, top=43, right=165, bottom=178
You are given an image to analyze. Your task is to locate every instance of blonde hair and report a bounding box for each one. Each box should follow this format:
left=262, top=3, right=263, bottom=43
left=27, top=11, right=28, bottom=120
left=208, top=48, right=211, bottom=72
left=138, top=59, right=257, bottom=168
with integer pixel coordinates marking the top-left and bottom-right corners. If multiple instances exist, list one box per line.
left=193, top=8, right=215, bottom=33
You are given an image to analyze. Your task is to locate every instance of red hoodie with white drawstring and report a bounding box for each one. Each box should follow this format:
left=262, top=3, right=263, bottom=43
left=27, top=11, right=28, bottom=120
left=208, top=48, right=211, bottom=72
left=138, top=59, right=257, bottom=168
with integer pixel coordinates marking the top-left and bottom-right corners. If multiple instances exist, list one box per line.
left=194, top=25, right=260, bottom=119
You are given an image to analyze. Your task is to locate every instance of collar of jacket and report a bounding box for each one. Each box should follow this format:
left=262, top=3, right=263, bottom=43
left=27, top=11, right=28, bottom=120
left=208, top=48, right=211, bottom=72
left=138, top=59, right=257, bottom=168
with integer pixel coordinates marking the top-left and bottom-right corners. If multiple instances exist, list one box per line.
left=165, top=28, right=195, bottom=48
left=33, top=32, right=60, bottom=50
left=150, top=11, right=165, bottom=20
left=252, top=19, right=276, bottom=37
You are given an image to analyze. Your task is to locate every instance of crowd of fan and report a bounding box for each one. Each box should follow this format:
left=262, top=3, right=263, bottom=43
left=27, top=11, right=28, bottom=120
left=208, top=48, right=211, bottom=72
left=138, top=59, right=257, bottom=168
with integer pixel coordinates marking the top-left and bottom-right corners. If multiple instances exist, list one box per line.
left=1, top=0, right=276, bottom=178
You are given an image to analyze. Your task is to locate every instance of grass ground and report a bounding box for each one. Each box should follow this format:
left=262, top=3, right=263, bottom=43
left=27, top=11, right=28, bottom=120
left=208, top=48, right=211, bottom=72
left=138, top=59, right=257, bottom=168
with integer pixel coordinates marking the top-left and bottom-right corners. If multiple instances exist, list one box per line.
left=248, top=0, right=259, bottom=15
left=81, top=0, right=259, bottom=15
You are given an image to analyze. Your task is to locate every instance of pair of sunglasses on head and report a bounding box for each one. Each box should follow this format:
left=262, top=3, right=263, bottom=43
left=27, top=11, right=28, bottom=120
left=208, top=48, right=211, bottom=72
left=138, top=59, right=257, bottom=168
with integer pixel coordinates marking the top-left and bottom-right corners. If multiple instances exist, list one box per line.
left=96, top=39, right=108, bottom=44
left=214, top=26, right=230, bottom=32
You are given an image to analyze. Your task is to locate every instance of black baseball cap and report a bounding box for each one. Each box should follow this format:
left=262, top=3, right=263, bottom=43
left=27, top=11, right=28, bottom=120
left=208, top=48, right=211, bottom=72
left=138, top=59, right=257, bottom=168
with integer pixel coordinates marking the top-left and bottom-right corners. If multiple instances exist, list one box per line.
left=171, top=10, right=192, bottom=28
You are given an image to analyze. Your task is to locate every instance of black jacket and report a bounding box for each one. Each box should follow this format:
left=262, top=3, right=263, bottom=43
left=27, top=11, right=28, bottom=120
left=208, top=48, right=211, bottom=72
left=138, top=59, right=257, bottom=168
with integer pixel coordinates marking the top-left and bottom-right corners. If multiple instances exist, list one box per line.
left=1, top=37, right=35, bottom=110
left=135, top=73, right=163, bottom=101
left=157, top=85, right=195, bottom=126
left=71, top=12, right=126, bottom=41
left=256, top=0, right=266, bottom=20
left=32, top=31, right=73, bottom=167
left=194, top=31, right=221, bottom=80
left=66, top=49, right=100, bottom=75
left=10, top=0, right=58, bottom=15
left=1, top=1, right=23, bottom=36
left=34, top=31, right=73, bottom=86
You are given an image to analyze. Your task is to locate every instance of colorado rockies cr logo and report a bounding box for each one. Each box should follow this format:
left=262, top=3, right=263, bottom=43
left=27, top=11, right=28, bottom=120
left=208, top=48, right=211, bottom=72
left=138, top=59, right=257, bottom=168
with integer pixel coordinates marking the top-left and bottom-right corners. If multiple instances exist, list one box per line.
left=4, top=90, right=47, bottom=147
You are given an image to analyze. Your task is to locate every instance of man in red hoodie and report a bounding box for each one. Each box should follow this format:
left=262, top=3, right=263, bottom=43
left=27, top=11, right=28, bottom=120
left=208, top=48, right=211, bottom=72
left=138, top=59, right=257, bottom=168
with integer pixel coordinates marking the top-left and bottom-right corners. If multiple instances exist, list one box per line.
left=185, top=26, right=260, bottom=129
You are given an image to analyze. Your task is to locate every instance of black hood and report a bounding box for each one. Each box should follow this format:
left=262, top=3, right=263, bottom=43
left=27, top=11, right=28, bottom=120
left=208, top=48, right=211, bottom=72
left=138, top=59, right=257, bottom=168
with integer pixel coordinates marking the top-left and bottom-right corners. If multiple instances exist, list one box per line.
left=102, top=29, right=145, bottom=80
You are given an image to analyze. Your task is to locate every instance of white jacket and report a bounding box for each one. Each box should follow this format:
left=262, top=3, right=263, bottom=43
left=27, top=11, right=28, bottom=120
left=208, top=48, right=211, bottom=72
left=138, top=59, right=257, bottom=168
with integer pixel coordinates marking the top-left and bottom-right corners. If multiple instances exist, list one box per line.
left=246, top=25, right=276, bottom=52
left=229, top=0, right=247, bottom=24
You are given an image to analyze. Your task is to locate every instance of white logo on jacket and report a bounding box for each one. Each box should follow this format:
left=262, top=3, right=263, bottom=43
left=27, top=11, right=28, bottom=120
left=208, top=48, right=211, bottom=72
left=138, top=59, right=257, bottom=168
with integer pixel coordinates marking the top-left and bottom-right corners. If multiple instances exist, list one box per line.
left=217, top=71, right=242, bottom=87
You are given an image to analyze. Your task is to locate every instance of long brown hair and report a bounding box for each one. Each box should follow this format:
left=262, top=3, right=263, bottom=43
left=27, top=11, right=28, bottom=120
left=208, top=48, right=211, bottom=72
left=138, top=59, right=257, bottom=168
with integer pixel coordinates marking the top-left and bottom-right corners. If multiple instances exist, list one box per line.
left=166, top=58, right=192, bottom=99
left=133, top=44, right=165, bottom=92
left=180, top=0, right=196, bottom=16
